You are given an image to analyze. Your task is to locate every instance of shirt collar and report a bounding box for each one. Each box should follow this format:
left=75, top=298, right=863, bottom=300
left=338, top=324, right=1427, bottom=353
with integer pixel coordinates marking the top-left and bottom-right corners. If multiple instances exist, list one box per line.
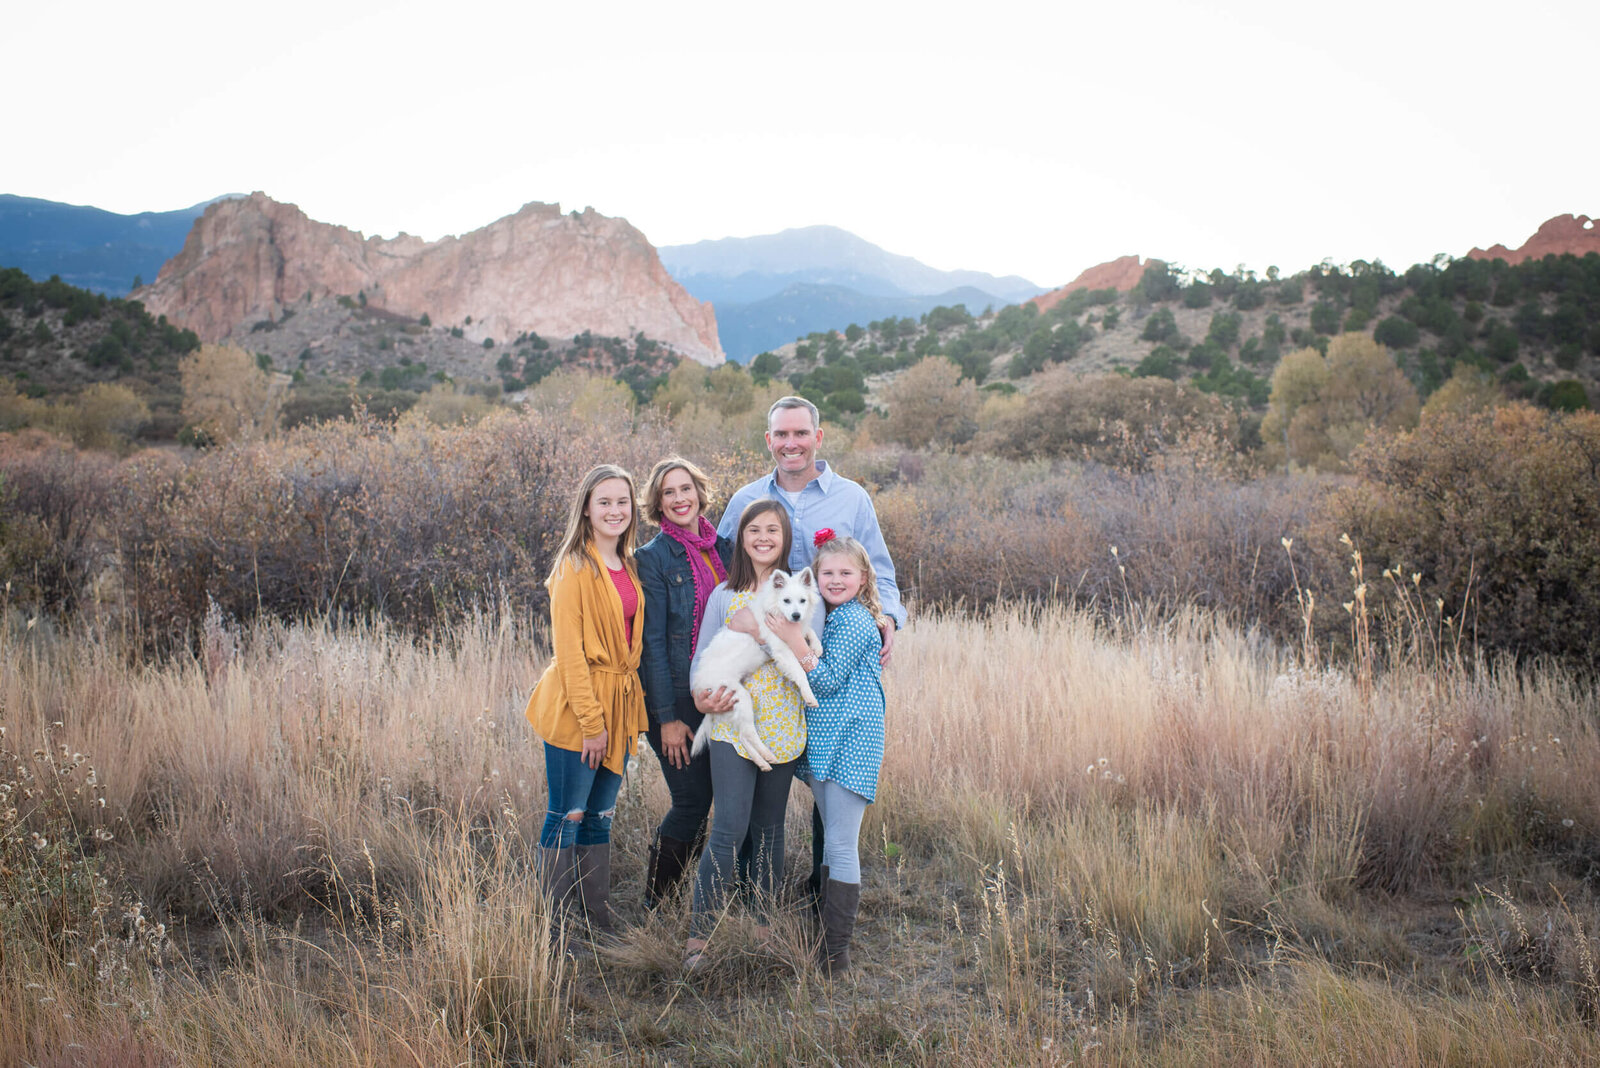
left=767, top=459, right=834, bottom=495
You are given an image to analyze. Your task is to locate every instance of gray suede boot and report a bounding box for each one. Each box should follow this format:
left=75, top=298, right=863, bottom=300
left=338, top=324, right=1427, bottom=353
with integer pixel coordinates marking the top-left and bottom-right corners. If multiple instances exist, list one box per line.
left=575, top=843, right=616, bottom=937
left=820, top=878, right=860, bottom=977
left=538, top=845, right=577, bottom=913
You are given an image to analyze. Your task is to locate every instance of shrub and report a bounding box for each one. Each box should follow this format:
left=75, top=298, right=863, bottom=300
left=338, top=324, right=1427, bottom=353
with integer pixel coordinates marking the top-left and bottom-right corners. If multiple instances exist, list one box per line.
left=873, top=451, right=1329, bottom=621
left=749, top=352, right=782, bottom=381
left=975, top=370, right=1243, bottom=471
left=923, top=304, right=973, bottom=332
left=106, top=407, right=680, bottom=640
left=1141, top=308, right=1180, bottom=344
left=1187, top=340, right=1222, bottom=370
left=1541, top=380, right=1590, bottom=412
left=64, top=383, right=151, bottom=451
left=181, top=344, right=285, bottom=443
left=1310, top=301, right=1342, bottom=335
left=0, top=434, right=117, bottom=610
left=1205, top=312, right=1240, bottom=349
left=1342, top=403, right=1600, bottom=667
left=883, top=357, right=978, bottom=449
left=1260, top=335, right=1419, bottom=473
left=1373, top=316, right=1420, bottom=349
left=1484, top=321, right=1520, bottom=363
left=1134, top=262, right=1181, bottom=303
left=408, top=385, right=494, bottom=427
left=1134, top=346, right=1182, bottom=379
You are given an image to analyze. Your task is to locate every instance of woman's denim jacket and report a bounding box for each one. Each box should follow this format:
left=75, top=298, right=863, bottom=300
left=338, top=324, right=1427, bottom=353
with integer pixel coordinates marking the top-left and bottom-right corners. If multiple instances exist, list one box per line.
left=635, top=529, right=733, bottom=726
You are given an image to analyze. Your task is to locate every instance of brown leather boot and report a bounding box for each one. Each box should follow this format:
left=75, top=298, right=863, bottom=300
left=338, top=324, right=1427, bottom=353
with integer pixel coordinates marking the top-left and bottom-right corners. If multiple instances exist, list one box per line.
left=820, top=878, right=860, bottom=977
left=645, top=833, right=698, bottom=909
left=575, top=843, right=616, bottom=937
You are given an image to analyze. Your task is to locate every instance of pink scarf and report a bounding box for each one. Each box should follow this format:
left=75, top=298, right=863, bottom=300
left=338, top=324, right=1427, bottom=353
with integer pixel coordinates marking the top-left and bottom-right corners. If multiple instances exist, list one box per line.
left=661, top=515, right=726, bottom=653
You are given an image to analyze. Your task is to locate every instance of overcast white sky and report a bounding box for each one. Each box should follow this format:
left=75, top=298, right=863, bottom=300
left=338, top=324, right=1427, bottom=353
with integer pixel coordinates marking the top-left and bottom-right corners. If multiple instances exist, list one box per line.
left=9, top=0, right=1596, bottom=287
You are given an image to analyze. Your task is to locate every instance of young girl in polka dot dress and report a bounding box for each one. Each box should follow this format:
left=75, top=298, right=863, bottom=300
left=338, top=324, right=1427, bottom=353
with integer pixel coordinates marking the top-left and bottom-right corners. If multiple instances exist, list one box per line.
left=766, top=529, right=888, bottom=976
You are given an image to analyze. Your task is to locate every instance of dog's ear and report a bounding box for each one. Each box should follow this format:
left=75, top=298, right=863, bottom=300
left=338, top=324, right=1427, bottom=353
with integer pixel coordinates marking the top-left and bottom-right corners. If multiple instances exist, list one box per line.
left=796, top=566, right=815, bottom=588
left=770, top=569, right=790, bottom=587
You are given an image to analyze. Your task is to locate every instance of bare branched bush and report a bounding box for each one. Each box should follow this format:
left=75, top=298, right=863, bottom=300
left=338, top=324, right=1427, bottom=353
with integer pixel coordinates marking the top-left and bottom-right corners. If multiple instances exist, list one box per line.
left=871, top=449, right=1338, bottom=635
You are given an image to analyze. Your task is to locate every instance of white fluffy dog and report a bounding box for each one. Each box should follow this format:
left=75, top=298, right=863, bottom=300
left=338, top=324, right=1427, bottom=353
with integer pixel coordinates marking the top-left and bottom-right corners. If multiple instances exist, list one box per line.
left=690, top=568, right=823, bottom=771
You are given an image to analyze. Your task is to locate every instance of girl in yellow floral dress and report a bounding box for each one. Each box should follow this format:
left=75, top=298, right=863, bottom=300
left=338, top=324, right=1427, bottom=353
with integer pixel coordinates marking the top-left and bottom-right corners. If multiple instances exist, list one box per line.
left=683, top=499, right=813, bottom=968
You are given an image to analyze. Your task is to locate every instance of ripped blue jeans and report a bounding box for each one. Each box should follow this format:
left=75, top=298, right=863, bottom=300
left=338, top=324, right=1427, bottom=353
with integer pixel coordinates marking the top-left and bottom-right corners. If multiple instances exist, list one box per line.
left=539, top=742, right=623, bottom=848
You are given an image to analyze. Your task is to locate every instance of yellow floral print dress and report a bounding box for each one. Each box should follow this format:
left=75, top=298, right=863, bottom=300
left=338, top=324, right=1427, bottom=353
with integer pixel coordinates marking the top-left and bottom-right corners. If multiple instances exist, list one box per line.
left=709, top=590, right=807, bottom=763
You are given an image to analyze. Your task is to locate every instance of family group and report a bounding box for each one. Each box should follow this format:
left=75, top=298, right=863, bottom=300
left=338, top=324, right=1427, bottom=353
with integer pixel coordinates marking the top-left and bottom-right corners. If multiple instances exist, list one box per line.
left=523, top=395, right=904, bottom=975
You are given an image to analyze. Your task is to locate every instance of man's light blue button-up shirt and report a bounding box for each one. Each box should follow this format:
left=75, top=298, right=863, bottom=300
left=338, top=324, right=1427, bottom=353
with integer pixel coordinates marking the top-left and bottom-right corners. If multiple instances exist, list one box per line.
left=716, top=460, right=907, bottom=629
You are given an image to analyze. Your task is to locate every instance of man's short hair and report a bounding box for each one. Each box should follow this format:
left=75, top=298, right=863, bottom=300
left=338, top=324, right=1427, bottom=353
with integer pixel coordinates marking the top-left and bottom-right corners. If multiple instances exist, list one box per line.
left=768, top=395, right=820, bottom=431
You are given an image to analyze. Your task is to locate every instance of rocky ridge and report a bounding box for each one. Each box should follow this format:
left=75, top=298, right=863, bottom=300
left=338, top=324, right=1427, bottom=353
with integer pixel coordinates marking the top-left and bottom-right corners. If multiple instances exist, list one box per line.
left=134, top=193, right=724, bottom=365
left=1027, top=255, right=1150, bottom=314
left=1467, top=214, right=1600, bottom=265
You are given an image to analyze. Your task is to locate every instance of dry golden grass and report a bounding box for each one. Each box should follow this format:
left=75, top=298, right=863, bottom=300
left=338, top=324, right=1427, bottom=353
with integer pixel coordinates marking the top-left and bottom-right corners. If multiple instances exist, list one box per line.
left=2, top=591, right=1598, bottom=1064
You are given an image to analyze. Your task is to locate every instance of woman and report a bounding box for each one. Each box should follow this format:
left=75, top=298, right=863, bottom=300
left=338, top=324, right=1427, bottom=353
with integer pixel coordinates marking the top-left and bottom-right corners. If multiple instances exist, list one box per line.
left=683, top=499, right=812, bottom=968
left=634, top=457, right=732, bottom=907
left=524, top=464, right=647, bottom=936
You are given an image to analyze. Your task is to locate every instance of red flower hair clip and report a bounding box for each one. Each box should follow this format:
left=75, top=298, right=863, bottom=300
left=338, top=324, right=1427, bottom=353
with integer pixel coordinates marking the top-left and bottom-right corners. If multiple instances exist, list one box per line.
left=813, top=528, right=836, bottom=548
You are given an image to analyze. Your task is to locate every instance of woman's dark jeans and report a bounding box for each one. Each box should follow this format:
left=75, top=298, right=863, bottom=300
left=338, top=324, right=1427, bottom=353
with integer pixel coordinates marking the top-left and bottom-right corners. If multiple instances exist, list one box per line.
left=690, top=741, right=797, bottom=938
left=645, top=715, right=714, bottom=844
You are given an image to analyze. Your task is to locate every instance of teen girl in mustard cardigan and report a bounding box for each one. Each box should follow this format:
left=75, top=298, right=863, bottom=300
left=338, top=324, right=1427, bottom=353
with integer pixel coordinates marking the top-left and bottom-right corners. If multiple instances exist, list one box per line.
left=525, top=464, right=648, bottom=936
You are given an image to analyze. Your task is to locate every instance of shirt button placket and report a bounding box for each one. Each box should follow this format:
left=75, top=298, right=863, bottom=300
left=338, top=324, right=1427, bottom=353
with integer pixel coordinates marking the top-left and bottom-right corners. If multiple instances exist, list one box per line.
left=792, top=487, right=806, bottom=570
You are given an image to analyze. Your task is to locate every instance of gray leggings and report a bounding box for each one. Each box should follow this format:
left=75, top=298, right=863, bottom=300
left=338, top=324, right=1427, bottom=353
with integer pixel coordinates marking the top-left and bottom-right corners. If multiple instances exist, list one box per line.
left=691, top=741, right=797, bottom=938
left=812, top=778, right=870, bottom=883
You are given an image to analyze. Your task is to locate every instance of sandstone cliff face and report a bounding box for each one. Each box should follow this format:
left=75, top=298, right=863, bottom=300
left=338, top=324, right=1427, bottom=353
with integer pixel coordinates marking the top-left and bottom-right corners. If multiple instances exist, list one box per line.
left=1467, top=214, right=1600, bottom=265
left=1028, top=254, right=1150, bottom=314
left=136, top=193, right=724, bottom=365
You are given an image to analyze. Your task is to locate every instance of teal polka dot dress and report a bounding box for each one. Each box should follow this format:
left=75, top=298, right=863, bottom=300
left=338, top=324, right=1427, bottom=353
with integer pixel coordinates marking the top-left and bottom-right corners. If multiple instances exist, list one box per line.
left=802, top=599, right=885, bottom=802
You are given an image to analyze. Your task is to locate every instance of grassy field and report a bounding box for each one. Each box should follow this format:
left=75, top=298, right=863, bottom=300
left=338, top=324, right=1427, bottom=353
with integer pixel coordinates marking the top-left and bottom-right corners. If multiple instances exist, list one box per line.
left=2, top=592, right=1598, bottom=1065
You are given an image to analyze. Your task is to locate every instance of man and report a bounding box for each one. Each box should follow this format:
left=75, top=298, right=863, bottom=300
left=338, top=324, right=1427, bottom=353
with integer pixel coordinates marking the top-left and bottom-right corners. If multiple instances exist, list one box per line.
left=718, top=395, right=906, bottom=658
left=716, top=394, right=905, bottom=904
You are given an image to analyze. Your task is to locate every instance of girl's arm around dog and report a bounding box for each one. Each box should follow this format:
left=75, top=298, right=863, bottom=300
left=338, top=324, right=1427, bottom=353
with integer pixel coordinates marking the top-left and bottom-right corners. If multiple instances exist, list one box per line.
left=768, top=604, right=876, bottom=699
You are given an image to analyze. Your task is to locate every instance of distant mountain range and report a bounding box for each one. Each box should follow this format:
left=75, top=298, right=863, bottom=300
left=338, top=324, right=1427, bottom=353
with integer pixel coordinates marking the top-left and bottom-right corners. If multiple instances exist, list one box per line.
left=660, top=225, right=1045, bottom=360
left=0, top=194, right=240, bottom=296
left=0, top=201, right=1045, bottom=363
left=713, top=283, right=1009, bottom=362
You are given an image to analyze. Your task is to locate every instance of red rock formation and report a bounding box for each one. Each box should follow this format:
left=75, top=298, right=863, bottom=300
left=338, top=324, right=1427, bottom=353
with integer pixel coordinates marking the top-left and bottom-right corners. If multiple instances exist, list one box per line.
left=1028, top=255, right=1151, bottom=314
left=1466, top=214, right=1600, bottom=265
left=136, top=193, right=724, bottom=365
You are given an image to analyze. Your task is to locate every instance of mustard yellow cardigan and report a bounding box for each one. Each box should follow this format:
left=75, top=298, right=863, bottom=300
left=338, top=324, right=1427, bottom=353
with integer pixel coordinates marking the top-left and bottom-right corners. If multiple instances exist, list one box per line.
left=524, top=546, right=647, bottom=775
